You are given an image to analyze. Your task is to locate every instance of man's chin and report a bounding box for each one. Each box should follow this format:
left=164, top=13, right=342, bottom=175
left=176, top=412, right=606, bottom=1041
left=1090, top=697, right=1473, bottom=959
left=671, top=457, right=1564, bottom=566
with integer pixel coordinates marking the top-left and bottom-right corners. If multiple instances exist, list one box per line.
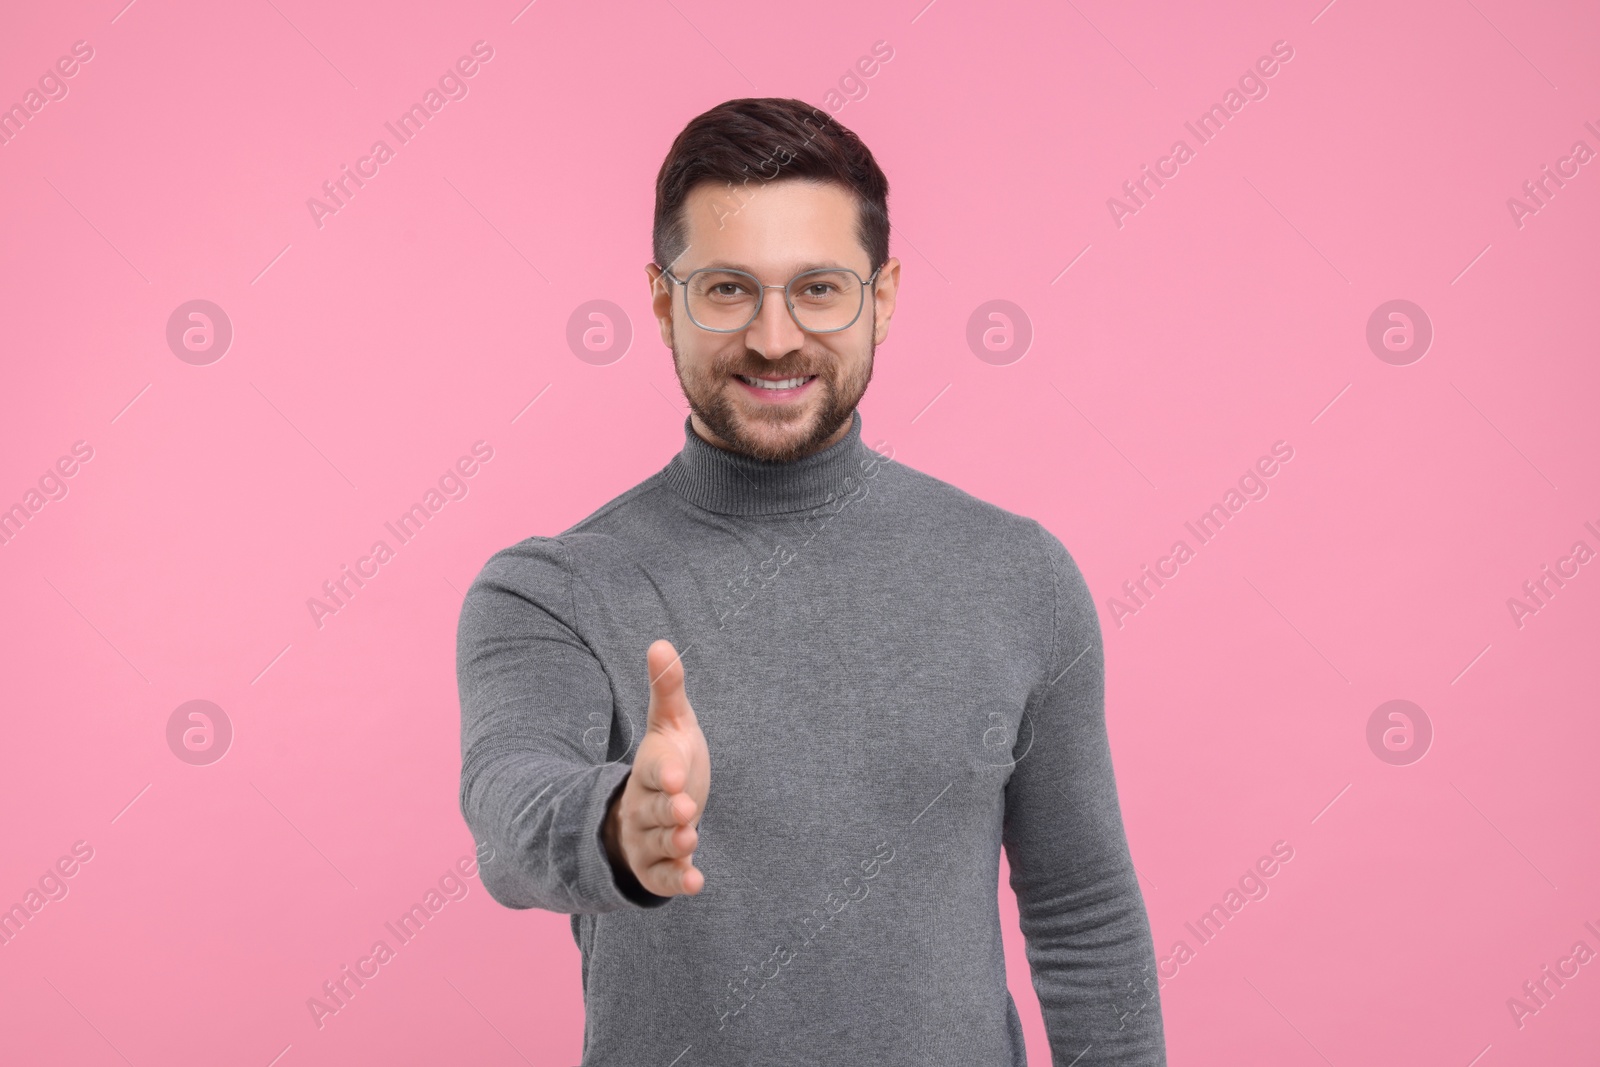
left=723, top=419, right=822, bottom=463
left=708, top=399, right=846, bottom=462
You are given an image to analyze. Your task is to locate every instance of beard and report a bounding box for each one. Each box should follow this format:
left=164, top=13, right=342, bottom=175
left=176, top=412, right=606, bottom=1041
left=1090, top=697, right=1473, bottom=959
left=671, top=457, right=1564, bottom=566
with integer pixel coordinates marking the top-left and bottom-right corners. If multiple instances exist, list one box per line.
left=671, top=322, right=875, bottom=464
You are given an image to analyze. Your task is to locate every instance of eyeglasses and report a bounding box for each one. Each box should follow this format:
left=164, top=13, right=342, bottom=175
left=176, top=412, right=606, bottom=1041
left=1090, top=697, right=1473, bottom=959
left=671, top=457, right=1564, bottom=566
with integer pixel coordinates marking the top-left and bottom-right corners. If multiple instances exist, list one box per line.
left=661, top=264, right=882, bottom=334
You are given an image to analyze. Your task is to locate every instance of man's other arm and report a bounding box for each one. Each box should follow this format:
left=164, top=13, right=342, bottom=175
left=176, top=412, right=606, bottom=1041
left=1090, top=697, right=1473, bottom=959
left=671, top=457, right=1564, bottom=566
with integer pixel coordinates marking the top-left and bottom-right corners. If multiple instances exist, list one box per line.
left=1002, top=522, right=1167, bottom=1065
left=456, top=537, right=670, bottom=913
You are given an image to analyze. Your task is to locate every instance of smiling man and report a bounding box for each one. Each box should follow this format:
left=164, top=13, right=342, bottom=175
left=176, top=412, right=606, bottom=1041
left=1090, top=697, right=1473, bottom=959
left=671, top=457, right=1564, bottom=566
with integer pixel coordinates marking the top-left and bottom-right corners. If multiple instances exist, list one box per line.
left=650, top=175, right=882, bottom=466
left=457, top=98, right=1167, bottom=1065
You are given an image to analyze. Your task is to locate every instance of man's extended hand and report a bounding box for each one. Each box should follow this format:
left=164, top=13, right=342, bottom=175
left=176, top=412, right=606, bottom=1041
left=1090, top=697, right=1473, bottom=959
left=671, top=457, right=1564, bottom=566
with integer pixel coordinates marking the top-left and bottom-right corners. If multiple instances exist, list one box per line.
left=603, top=639, right=710, bottom=897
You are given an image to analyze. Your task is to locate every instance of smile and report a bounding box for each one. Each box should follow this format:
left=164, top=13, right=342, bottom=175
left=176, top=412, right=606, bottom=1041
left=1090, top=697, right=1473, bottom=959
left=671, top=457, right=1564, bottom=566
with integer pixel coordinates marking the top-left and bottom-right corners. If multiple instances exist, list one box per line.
left=733, top=374, right=818, bottom=401
left=736, top=374, right=815, bottom=390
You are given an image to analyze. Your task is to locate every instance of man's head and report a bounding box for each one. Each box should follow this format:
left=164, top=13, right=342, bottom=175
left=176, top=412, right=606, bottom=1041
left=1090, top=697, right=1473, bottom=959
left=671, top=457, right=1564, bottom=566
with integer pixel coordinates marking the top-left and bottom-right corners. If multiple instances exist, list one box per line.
left=647, top=98, right=901, bottom=463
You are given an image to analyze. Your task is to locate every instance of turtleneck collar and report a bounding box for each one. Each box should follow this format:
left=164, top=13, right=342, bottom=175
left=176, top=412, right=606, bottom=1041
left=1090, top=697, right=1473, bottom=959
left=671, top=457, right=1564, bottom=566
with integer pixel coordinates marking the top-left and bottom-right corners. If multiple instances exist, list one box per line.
left=661, top=410, right=870, bottom=517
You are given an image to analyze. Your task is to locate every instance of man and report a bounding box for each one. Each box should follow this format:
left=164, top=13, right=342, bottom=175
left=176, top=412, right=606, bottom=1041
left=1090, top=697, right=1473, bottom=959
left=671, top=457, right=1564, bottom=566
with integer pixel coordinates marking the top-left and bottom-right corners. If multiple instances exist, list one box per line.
left=457, top=97, right=1167, bottom=1065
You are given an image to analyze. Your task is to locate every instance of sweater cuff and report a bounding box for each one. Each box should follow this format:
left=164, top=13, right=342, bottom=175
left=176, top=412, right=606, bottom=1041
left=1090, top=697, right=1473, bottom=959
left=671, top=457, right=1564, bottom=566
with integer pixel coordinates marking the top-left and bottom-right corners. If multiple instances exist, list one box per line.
left=587, top=764, right=673, bottom=909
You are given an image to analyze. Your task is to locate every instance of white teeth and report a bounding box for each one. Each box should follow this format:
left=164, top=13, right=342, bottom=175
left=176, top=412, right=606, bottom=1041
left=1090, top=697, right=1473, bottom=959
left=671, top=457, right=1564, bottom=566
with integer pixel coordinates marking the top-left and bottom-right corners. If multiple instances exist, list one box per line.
left=739, top=375, right=811, bottom=390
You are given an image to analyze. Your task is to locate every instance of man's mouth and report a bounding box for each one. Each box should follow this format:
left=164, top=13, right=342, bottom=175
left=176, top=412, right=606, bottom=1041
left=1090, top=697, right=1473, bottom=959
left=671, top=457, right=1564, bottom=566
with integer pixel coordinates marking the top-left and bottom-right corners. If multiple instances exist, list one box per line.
left=734, top=374, right=817, bottom=391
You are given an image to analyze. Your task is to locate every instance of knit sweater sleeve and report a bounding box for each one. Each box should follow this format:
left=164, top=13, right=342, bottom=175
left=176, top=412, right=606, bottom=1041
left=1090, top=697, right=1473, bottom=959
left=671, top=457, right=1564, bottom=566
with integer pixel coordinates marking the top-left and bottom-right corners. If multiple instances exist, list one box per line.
left=1002, top=522, right=1167, bottom=1065
left=456, top=536, right=671, bottom=913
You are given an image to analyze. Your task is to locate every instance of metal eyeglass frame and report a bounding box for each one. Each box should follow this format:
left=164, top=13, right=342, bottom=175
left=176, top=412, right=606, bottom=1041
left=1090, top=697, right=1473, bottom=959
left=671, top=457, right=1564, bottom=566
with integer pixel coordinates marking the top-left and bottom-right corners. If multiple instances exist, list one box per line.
left=660, top=264, right=883, bottom=334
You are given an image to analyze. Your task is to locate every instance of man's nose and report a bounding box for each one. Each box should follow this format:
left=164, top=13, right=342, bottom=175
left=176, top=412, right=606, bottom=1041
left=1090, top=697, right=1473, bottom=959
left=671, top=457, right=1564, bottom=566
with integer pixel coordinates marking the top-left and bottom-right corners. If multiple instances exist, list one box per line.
left=744, top=288, right=805, bottom=360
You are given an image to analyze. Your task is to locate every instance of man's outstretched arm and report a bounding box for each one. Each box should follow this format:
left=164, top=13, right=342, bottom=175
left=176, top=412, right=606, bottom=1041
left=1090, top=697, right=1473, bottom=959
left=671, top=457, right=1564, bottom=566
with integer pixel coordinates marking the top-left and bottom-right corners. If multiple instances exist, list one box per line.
left=456, top=537, right=673, bottom=913
left=1002, top=523, right=1167, bottom=1065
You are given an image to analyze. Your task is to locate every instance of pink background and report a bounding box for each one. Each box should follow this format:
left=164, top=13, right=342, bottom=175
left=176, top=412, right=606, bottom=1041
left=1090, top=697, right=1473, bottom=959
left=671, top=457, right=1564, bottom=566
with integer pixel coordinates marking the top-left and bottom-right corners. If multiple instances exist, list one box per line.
left=2, top=0, right=1597, bottom=1063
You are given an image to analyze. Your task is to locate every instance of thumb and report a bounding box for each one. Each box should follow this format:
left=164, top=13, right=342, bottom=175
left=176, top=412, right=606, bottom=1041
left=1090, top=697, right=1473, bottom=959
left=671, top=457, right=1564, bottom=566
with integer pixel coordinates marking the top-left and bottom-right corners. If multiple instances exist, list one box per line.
left=645, top=639, right=692, bottom=729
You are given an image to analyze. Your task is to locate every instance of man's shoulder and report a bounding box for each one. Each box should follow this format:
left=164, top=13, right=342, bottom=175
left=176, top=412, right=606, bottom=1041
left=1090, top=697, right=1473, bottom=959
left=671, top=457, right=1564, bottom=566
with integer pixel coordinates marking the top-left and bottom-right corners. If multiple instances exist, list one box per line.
left=558, top=470, right=674, bottom=538
left=877, top=454, right=1062, bottom=557
left=875, top=455, right=1093, bottom=615
left=470, top=470, right=673, bottom=589
left=875, top=457, right=1090, bottom=671
left=467, top=532, right=571, bottom=610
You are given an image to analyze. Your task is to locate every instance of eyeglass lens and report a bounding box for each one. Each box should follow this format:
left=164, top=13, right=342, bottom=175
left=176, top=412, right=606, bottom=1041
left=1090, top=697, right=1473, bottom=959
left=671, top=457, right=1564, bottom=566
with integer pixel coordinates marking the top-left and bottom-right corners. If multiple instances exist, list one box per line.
left=685, top=269, right=866, bottom=332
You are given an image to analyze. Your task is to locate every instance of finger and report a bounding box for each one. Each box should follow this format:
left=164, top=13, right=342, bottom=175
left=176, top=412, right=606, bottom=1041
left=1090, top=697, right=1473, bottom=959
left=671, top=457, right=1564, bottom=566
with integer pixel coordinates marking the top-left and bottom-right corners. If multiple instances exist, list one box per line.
left=659, top=790, right=697, bottom=831
left=645, top=639, right=691, bottom=727
left=634, top=747, right=685, bottom=796
left=644, top=856, right=705, bottom=897
left=651, top=821, right=697, bottom=860
left=636, top=787, right=693, bottom=830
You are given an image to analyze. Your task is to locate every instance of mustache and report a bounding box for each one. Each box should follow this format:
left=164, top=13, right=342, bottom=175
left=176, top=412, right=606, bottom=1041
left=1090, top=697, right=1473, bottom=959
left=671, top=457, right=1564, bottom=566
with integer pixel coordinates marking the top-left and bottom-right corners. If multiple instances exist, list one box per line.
left=721, top=360, right=825, bottom=378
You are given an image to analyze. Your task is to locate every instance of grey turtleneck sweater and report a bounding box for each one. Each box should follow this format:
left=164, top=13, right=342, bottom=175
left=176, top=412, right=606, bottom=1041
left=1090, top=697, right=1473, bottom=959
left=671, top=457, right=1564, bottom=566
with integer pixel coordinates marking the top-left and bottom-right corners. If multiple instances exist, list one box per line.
left=456, top=410, right=1167, bottom=1065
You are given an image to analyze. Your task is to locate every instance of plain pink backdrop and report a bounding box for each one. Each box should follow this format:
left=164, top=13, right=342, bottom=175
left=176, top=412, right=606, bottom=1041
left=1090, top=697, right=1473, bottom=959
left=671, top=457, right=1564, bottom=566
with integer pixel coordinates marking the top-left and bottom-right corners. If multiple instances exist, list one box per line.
left=1, top=0, right=1596, bottom=1064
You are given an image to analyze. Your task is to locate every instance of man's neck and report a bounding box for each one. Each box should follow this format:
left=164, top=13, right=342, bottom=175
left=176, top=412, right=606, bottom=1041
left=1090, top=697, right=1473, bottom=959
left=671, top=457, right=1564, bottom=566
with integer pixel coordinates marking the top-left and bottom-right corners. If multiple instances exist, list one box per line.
left=665, top=410, right=868, bottom=516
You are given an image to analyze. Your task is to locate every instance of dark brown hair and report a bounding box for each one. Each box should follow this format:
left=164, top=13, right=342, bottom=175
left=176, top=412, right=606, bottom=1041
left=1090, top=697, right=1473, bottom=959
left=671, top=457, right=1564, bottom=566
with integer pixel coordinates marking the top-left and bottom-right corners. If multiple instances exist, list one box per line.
left=652, top=98, right=890, bottom=276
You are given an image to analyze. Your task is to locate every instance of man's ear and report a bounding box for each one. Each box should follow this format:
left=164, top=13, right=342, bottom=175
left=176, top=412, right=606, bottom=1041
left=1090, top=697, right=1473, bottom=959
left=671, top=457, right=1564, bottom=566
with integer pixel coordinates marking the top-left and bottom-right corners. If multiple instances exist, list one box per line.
left=646, top=263, right=674, bottom=347
left=871, top=257, right=901, bottom=346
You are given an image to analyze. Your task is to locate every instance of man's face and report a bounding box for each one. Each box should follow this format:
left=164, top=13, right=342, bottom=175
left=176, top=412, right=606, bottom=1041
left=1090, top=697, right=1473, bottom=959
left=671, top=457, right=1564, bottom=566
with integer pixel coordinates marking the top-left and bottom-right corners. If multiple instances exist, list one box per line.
left=647, top=179, right=900, bottom=463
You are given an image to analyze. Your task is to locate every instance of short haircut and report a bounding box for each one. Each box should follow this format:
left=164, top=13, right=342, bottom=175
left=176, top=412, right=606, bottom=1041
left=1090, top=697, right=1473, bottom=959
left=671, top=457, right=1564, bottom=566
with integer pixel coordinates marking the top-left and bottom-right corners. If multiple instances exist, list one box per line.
left=652, top=97, right=890, bottom=275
